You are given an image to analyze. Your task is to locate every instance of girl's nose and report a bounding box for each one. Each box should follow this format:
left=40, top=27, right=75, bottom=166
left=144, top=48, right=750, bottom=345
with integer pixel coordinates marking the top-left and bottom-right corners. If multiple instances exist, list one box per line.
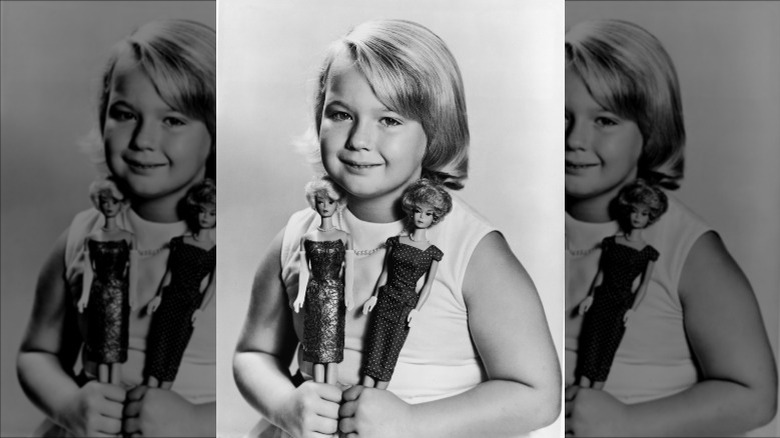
left=347, top=121, right=372, bottom=151
left=131, top=121, right=159, bottom=150
left=565, top=120, right=588, bottom=151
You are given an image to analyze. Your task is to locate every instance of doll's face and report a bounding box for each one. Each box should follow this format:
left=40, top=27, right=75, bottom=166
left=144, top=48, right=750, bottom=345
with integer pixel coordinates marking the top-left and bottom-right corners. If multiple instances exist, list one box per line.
left=565, top=68, right=643, bottom=209
left=98, top=194, right=123, bottom=218
left=314, top=194, right=338, bottom=218
left=319, top=54, right=427, bottom=207
left=197, top=203, right=216, bottom=230
left=103, top=59, right=212, bottom=206
left=412, top=204, right=435, bottom=230
left=629, top=205, right=650, bottom=230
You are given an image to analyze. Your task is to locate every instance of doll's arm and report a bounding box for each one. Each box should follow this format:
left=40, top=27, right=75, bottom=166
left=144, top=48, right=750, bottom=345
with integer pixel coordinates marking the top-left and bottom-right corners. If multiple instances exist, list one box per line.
left=344, top=236, right=355, bottom=310
left=128, top=238, right=139, bottom=310
left=407, top=260, right=439, bottom=325
left=363, top=247, right=391, bottom=314
left=18, top=230, right=126, bottom=437
left=568, top=232, right=777, bottom=436
left=234, top=229, right=342, bottom=437
left=624, top=260, right=655, bottom=324
left=148, top=267, right=171, bottom=314
left=192, top=269, right=216, bottom=326
left=578, top=268, right=602, bottom=315
left=293, top=238, right=309, bottom=313
left=78, top=240, right=93, bottom=313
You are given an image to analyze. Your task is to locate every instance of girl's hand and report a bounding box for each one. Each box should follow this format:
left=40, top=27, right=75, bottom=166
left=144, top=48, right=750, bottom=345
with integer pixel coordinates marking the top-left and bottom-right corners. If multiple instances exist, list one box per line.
left=60, top=380, right=126, bottom=437
left=578, top=296, right=594, bottom=315
left=406, top=308, right=419, bottom=327
left=123, top=385, right=211, bottom=437
left=565, top=385, right=629, bottom=437
left=147, top=296, right=162, bottom=313
left=293, top=296, right=304, bottom=313
left=277, top=380, right=342, bottom=438
left=339, top=385, right=414, bottom=438
left=362, top=296, right=377, bottom=314
left=77, top=296, right=88, bottom=313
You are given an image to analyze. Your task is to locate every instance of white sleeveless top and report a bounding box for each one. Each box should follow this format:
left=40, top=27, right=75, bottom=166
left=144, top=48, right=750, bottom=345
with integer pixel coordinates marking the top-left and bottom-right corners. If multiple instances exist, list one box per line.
left=280, top=194, right=495, bottom=403
left=565, top=193, right=711, bottom=403
left=63, top=207, right=216, bottom=402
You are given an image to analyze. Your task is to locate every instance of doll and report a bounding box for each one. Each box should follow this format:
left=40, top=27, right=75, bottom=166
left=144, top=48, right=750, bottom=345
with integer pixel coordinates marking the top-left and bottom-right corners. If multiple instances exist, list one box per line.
left=77, top=178, right=138, bottom=384
left=361, top=179, right=452, bottom=389
left=293, top=175, right=354, bottom=384
left=575, top=179, right=668, bottom=389
left=144, top=179, right=216, bottom=389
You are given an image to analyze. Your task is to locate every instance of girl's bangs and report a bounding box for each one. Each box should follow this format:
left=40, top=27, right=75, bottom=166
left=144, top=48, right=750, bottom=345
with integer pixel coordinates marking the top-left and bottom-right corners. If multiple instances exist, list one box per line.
left=355, top=53, right=427, bottom=123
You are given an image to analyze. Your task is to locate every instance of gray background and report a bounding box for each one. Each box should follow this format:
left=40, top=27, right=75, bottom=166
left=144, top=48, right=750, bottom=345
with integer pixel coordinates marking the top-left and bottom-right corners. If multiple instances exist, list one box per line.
left=0, top=2, right=215, bottom=436
left=567, top=2, right=779, bottom=437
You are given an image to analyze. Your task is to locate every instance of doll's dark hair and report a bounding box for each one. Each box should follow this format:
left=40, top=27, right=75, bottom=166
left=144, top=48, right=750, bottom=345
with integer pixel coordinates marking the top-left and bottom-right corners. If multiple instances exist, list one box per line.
left=184, top=178, right=216, bottom=230
left=614, top=179, right=668, bottom=230
left=401, top=179, right=453, bottom=227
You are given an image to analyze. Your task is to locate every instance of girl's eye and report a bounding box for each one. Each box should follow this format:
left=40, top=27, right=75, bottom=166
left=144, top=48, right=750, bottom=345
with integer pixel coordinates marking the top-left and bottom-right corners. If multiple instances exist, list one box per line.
left=163, top=116, right=186, bottom=127
left=594, top=116, right=618, bottom=127
left=109, top=107, right=136, bottom=122
left=380, top=117, right=402, bottom=127
left=329, top=111, right=352, bottom=122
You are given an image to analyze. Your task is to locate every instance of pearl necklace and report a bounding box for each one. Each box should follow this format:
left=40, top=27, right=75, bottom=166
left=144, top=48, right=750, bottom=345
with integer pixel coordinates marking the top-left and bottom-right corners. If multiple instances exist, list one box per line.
left=137, top=242, right=169, bottom=258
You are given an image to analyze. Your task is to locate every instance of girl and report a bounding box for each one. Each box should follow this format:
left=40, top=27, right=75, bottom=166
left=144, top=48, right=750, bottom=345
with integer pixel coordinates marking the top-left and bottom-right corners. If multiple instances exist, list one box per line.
left=17, top=19, right=216, bottom=437
left=234, top=19, right=560, bottom=438
left=564, top=19, right=777, bottom=436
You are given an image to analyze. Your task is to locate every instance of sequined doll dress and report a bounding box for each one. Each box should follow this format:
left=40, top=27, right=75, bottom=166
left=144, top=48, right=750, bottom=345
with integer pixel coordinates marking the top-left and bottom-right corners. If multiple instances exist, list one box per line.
left=84, top=239, right=131, bottom=364
left=576, top=235, right=659, bottom=383
left=145, top=236, right=216, bottom=383
left=301, top=239, right=346, bottom=364
left=364, top=236, right=443, bottom=382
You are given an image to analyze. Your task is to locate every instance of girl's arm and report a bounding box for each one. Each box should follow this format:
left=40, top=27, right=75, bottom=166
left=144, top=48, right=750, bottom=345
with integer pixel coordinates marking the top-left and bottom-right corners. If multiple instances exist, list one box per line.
left=18, top=230, right=126, bottom=437
left=569, top=232, right=777, bottom=436
left=624, top=260, right=655, bottom=324
left=78, top=239, right=93, bottom=312
left=293, top=237, right=309, bottom=313
left=407, top=260, right=439, bottom=325
left=363, top=246, right=391, bottom=313
left=344, top=235, right=355, bottom=310
left=233, top=229, right=342, bottom=438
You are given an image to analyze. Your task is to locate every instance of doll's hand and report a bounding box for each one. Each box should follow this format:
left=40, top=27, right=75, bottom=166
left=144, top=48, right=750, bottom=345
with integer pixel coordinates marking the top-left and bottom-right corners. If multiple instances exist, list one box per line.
left=293, top=296, right=304, bottom=313
left=362, top=296, right=378, bottom=314
left=191, top=309, right=203, bottom=326
left=578, top=296, right=594, bottom=315
left=339, top=385, right=414, bottom=438
left=345, top=296, right=354, bottom=311
left=277, top=380, right=342, bottom=438
left=623, top=309, right=635, bottom=326
left=147, top=296, right=162, bottom=314
left=566, top=385, right=630, bottom=437
left=59, top=380, right=126, bottom=437
left=407, top=309, right=419, bottom=327
left=77, top=296, right=89, bottom=313
left=123, top=385, right=211, bottom=437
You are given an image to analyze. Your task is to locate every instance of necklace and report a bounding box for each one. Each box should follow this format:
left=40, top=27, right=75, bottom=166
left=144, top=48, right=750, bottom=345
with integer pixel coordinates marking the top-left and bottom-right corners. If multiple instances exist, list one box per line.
left=354, top=242, right=386, bottom=256
left=137, top=242, right=169, bottom=258
left=316, top=224, right=336, bottom=232
left=565, top=240, right=600, bottom=257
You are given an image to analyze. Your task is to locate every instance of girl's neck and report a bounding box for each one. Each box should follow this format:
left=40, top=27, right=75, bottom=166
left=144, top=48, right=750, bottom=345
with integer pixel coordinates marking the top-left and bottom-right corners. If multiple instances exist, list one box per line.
left=130, top=195, right=183, bottom=223
left=346, top=194, right=405, bottom=224
left=566, top=177, right=637, bottom=223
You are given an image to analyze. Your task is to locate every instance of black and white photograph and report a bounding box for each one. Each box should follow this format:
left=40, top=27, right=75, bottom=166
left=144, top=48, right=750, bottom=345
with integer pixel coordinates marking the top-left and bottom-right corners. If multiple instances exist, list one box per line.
left=564, top=2, right=779, bottom=437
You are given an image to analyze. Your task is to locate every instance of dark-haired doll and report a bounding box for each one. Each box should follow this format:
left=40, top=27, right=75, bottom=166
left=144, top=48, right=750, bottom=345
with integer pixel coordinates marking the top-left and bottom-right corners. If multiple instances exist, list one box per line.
left=575, top=179, right=667, bottom=389
left=361, top=179, right=452, bottom=389
left=144, top=179, right=216, bottom=389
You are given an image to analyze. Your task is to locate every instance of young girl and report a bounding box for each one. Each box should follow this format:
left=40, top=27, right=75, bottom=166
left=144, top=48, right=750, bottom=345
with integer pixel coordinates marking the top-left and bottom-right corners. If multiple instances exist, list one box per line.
left=564, top=19, right=777, bottom=436
left=234, top=19, right=560, bottom=438
left=17, top=19, right=216, bottom=437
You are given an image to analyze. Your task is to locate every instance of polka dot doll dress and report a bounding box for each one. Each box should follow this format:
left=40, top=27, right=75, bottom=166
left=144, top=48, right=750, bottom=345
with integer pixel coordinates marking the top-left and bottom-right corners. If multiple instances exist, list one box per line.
left=363, top=236, right=443, bottom=383
left=576, top=235, right=659, bottom=383
left=145, top=236, right=215, bottom=383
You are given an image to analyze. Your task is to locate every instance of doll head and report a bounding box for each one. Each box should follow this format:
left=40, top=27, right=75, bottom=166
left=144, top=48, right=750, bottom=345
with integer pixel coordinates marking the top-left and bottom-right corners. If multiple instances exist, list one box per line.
left=401, top=178, right=453, bottom=230
left=313, top=19, right=469, bottom=190
left=613, top=179, right=668, bottom=231
left=566, top=19, right=685, bottom=189
left=89, top=177, right=127, bottom=218
left=305, top=175, right=347, bottom=218
left=92, top=19, right=216, bottom=180
left=184, top=178, right=216, bottom=231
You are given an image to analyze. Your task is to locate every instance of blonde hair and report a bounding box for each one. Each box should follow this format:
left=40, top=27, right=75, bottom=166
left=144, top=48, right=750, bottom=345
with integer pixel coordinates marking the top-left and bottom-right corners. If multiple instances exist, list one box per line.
left=88, top=177, right=126, bottom=209
left=313, top=19, right=469, bottom=190
left=92, top=19, right=216, bottom=179
left=304, top=174, right=347, bottom=212
left=566, top=19, right=685, bottom=189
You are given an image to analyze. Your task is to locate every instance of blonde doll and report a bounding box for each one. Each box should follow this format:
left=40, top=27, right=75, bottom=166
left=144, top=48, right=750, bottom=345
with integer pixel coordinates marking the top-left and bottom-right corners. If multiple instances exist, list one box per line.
left=565, top=19, right=776, bottom=436
left=18, top=19, right=216, bottom=437
left=234, top=19, right=560, bottom=438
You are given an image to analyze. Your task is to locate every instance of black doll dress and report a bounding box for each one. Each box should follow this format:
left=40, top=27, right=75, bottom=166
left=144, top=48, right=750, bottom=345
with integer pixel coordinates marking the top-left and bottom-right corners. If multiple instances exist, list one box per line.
left=576, top=235, right=659, bottom=383
left=301, top=239, right=346, bottom=364
left=145, top=236, right=215, bottom=383
left=84, top=239, right=130, bottom=364
left=363, top=236, right=443, bottom=382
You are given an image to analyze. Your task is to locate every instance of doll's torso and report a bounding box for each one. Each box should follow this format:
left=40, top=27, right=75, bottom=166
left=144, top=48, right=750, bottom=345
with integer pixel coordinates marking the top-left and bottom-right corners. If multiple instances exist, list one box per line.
left=302, top=239, right=346, bottom=364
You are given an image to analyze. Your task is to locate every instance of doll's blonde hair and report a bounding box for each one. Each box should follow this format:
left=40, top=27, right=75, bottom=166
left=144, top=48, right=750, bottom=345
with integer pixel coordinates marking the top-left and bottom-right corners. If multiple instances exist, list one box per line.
left=401, top=178, right=452, bottom=226
left=566, top=19, right=685, bottom=189
left=88, top=177, right=126, bottom=209
left=304, top=174, right=347, bottom=212
left=90, top=19, right=216, bottom=179
left=313, top=19, right=469, bottom=190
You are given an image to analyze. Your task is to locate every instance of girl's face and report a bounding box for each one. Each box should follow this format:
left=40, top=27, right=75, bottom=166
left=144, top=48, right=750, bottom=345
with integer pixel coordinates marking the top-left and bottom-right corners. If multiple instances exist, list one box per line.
left=412, top=204, right=435, bottom=230
left=103, top=59, right=212, bottom=207
left=98, top=194, right=123, bottom=218
left=197, top=203, right=216, bottom=230
left=314, top=194, right=338, bottom=218
left=565, top=68, right=643, bottom=210
left=629, top=205, right=650, bottom=230
left=319, top=55, right=427, bottom=207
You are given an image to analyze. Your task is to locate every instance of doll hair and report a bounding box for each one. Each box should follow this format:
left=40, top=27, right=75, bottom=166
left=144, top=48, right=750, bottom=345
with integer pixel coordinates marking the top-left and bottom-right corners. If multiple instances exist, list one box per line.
left=184, top=178, right=216, bottom=231
left=305, top=174, right=347, bottom=212
left=401, top=178, right=453, bottom=226
left=614, top=179, right=668, bottom=230
left=88, top=177, right=127, bottom=209
left=566, top=19, right=685, bottom=190
left=313, top=19, right=469, bottom=190
left=91, top=19, right=216, bottom=179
